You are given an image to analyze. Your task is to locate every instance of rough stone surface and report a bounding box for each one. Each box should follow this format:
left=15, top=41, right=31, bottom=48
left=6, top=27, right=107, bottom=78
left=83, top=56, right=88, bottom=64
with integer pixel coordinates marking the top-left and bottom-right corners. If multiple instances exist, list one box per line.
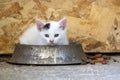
left=0, top=56, right=120, bottom=80
left=0, top=0, right=120, bottom=53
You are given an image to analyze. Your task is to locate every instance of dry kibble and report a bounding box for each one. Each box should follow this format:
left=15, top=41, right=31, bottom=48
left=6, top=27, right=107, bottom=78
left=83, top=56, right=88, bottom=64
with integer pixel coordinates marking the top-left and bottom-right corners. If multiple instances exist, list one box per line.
left=86, top=54, right=112, bottom=65
left=90, top=60, right=95, bottom=65
left=86, top=55, right=96, bottom=60
left=86, top=55, right=91, bottom=59
left=94, top=59, right=102, bottom=63
left=101, top=60, right=108, bottom=64
left=95, top=53, right=102, bottom=58
left=103, top=55, right=111, bottom=60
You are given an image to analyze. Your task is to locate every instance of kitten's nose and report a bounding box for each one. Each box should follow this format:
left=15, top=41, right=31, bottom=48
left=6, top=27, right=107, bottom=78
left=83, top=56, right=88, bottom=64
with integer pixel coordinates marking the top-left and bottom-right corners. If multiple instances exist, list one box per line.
left=50, top=40, right=54, bottom=44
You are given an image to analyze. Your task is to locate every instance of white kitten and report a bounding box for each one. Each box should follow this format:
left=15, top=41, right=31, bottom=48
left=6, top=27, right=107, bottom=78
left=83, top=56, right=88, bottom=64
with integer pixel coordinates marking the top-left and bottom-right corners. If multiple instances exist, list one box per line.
left=19, top=18, right=69, bottom=45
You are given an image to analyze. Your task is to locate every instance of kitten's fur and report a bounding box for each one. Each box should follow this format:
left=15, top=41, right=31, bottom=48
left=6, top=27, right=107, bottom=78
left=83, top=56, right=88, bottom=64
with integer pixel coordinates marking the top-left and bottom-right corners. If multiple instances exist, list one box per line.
left=19, top=18, right=69, bottom=45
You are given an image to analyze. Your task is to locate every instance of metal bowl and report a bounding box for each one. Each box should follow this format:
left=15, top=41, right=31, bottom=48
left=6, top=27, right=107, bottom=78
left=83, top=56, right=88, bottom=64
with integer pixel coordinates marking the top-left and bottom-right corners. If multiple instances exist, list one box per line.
left=8, top=43, right=87, bottom=65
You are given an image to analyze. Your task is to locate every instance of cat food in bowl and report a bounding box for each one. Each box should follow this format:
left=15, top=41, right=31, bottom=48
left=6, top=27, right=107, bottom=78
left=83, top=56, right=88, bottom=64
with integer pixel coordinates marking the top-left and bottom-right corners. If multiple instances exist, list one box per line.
left=8, top=43, right=87, bottom=65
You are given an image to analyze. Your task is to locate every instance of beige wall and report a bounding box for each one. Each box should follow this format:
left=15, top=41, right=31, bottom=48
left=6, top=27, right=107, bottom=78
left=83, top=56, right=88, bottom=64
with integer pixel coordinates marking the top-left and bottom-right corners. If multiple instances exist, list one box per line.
left=0, top=0, right=120, bottom=53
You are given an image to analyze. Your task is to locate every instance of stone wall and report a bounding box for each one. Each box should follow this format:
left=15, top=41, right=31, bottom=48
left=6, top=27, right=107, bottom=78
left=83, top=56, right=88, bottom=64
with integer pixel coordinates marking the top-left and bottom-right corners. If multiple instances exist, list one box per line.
left=0, top=0, right=120, bottom=53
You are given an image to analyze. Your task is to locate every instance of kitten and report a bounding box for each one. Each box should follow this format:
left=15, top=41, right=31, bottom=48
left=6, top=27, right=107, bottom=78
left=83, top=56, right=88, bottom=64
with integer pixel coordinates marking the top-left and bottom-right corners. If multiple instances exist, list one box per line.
left=19, top=18, right=69, bottom=45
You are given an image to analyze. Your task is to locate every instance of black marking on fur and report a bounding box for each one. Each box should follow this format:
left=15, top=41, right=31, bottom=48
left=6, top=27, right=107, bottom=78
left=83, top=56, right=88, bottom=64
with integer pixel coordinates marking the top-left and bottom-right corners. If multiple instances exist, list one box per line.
left=43, top=23, right=50, bottom=29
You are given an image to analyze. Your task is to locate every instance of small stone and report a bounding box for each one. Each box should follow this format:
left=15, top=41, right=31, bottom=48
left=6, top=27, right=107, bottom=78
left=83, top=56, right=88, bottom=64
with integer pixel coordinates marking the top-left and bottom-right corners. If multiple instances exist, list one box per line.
left=0, top=58, right=4, bottom=62
left=81, top=57, right=87, bottom=62
left=113, top=59, right=119, bottom=62
left=81, top=57, right=87, bottom=65
left=81, top=62, right=87, bottom=65
left=86, top=59, right=91, bottom=63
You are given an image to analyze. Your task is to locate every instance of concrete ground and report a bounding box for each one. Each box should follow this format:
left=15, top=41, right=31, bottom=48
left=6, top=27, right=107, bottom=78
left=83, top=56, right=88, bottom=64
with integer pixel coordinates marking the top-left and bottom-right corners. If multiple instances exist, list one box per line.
left=0, top=56, right=120, bottom=80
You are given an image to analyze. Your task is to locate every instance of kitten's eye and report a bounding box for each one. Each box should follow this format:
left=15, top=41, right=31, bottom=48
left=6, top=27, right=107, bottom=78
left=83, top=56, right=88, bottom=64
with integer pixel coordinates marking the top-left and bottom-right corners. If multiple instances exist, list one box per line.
left=45, top=34, right=49, bottom=37
left=54, top=34, right=59, bottom=37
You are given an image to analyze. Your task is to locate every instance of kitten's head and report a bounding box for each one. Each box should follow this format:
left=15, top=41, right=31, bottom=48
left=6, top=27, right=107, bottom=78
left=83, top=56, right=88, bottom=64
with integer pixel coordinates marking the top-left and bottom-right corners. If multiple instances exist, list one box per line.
left=36, top=18, right=67, bottom=45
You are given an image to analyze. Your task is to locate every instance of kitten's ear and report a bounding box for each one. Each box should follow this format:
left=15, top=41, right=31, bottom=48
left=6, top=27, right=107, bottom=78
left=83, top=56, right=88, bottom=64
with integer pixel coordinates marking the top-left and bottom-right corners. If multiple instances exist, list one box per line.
left=36, top=19, right=44, bottom=31
left=59, top=17, right=67, bottom=30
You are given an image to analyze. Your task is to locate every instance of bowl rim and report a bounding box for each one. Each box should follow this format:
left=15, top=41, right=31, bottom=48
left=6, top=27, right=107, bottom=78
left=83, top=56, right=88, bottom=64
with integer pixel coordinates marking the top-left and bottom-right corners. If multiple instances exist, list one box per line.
left=16, top=43, right=82, bottom=47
